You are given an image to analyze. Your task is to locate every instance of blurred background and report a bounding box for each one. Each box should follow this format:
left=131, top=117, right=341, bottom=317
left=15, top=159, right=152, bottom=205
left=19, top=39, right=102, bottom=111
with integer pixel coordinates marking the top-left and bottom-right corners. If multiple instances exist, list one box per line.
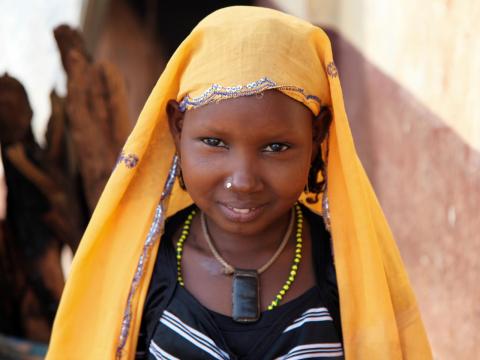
left=0, top=0, right=478, bottom=358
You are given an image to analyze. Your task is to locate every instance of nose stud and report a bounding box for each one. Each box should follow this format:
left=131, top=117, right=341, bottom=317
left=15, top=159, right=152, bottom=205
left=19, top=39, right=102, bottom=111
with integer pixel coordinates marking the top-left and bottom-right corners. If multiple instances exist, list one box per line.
left=224, top=177, right=233, bottom=190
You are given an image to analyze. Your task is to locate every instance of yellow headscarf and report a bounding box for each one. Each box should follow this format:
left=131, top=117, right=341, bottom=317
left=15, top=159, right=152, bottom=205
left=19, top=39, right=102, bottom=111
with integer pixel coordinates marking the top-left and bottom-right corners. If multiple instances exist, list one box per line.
left=47, top=6, right=431, bottom=359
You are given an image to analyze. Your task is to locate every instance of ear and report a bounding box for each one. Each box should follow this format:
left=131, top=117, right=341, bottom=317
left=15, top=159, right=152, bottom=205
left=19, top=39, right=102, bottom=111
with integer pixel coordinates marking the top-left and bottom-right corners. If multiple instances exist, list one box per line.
left=311, top=106, right=332, bottom=161
left=166, top=99, right=185, bottom=154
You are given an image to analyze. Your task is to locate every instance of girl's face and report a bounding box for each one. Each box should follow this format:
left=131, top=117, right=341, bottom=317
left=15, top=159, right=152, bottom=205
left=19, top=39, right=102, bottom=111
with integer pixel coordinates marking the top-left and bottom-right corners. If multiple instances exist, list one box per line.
left=168, top=90, right=321, bottom=236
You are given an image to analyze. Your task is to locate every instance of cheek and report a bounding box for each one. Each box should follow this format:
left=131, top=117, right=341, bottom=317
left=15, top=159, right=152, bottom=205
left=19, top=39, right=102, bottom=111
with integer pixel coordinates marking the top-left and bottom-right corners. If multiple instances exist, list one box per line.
left=265, top=155, right=310, bottom=197
left=179, top=141, right=225, bottom=193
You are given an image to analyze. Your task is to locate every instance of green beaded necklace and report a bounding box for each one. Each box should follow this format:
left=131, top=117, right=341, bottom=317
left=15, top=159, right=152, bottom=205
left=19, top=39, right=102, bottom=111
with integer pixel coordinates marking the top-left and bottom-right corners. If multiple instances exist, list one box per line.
left=176, top=203, right=303, bottom=311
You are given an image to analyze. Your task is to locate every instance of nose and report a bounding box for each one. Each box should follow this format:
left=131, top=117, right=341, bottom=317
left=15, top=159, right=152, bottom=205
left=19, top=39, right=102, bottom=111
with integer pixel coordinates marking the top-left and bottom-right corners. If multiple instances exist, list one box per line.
left=228, top=154, right=263, bottom=193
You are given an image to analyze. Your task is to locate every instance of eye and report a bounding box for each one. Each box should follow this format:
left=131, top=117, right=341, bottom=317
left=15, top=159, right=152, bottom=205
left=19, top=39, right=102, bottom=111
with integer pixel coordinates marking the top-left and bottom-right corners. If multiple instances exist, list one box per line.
left=201, top=137, right=227, bottom=148
left=263, top=143, right=290, bottom=152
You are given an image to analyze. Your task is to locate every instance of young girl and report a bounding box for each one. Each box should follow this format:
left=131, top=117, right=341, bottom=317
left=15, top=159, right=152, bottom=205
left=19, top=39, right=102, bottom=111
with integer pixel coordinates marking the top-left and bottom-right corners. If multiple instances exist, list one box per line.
left=46, top=6, right=432, bottom=360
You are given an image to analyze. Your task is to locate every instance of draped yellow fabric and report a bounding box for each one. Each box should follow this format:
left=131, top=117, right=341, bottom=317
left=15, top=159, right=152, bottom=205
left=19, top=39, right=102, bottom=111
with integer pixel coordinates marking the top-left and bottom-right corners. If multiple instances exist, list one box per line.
left=47, top=6, right=432, bottom=359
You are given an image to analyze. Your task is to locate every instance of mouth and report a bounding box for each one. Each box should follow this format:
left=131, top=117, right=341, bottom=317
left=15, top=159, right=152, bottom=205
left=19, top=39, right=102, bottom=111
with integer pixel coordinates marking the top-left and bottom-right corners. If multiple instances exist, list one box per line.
left=218, top=202, right=267, bottom=222
left=228, top=206, right=256, bottom=214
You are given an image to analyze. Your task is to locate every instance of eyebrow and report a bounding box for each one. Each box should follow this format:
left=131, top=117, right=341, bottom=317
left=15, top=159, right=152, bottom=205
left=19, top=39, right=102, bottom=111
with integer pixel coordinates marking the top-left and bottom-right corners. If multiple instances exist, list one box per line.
left=195, top=126, right=302, bottom=141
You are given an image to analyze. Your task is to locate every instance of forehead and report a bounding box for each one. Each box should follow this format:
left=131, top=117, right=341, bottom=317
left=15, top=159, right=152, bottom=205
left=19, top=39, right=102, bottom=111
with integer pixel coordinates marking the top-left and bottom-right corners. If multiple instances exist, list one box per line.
left=182, top=90, right=313, bottom=135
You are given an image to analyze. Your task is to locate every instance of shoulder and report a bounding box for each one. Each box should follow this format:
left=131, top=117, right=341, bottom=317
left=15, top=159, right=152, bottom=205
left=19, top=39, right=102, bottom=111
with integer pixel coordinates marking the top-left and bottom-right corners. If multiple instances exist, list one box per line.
left=138, top=205, right=197, bottom=354
left=300, top=204, right=343, bottom=341
left=163, top=205, right=197, bottom=244
left=300, top=203, right=329, bottom=237
left=300, top=203, right=331, bottom=262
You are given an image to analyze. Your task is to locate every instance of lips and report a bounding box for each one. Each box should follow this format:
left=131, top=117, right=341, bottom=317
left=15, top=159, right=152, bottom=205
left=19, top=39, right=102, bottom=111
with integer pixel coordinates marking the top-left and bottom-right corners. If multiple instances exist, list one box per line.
left=229, top=206, right=255, bottom=214
left=218, top=202, right=267, bottom=222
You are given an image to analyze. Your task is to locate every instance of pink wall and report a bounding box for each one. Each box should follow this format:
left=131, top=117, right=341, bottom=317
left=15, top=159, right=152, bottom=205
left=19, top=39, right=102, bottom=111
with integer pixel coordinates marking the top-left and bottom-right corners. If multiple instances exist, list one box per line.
left=330, top=30, right=480, bottom=358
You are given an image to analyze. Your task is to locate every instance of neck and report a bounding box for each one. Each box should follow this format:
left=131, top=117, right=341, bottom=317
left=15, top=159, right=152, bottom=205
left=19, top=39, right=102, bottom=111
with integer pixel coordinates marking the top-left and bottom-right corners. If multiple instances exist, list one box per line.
left=199, top=209, right=292, bottom=269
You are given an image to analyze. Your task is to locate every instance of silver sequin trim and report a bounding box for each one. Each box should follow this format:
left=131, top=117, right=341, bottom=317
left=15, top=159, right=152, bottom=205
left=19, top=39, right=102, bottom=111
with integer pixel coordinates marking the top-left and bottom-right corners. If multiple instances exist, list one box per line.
left=116, top=155, right=180, bottom=358
left=179, top=77, right=320, bottom=111
left=322, top=190, right=331, bottom=233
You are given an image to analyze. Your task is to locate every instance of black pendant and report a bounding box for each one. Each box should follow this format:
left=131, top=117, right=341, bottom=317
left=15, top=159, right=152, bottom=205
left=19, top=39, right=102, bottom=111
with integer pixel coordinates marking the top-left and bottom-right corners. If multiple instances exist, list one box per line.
left=231, top=269, right=260, bottom=323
